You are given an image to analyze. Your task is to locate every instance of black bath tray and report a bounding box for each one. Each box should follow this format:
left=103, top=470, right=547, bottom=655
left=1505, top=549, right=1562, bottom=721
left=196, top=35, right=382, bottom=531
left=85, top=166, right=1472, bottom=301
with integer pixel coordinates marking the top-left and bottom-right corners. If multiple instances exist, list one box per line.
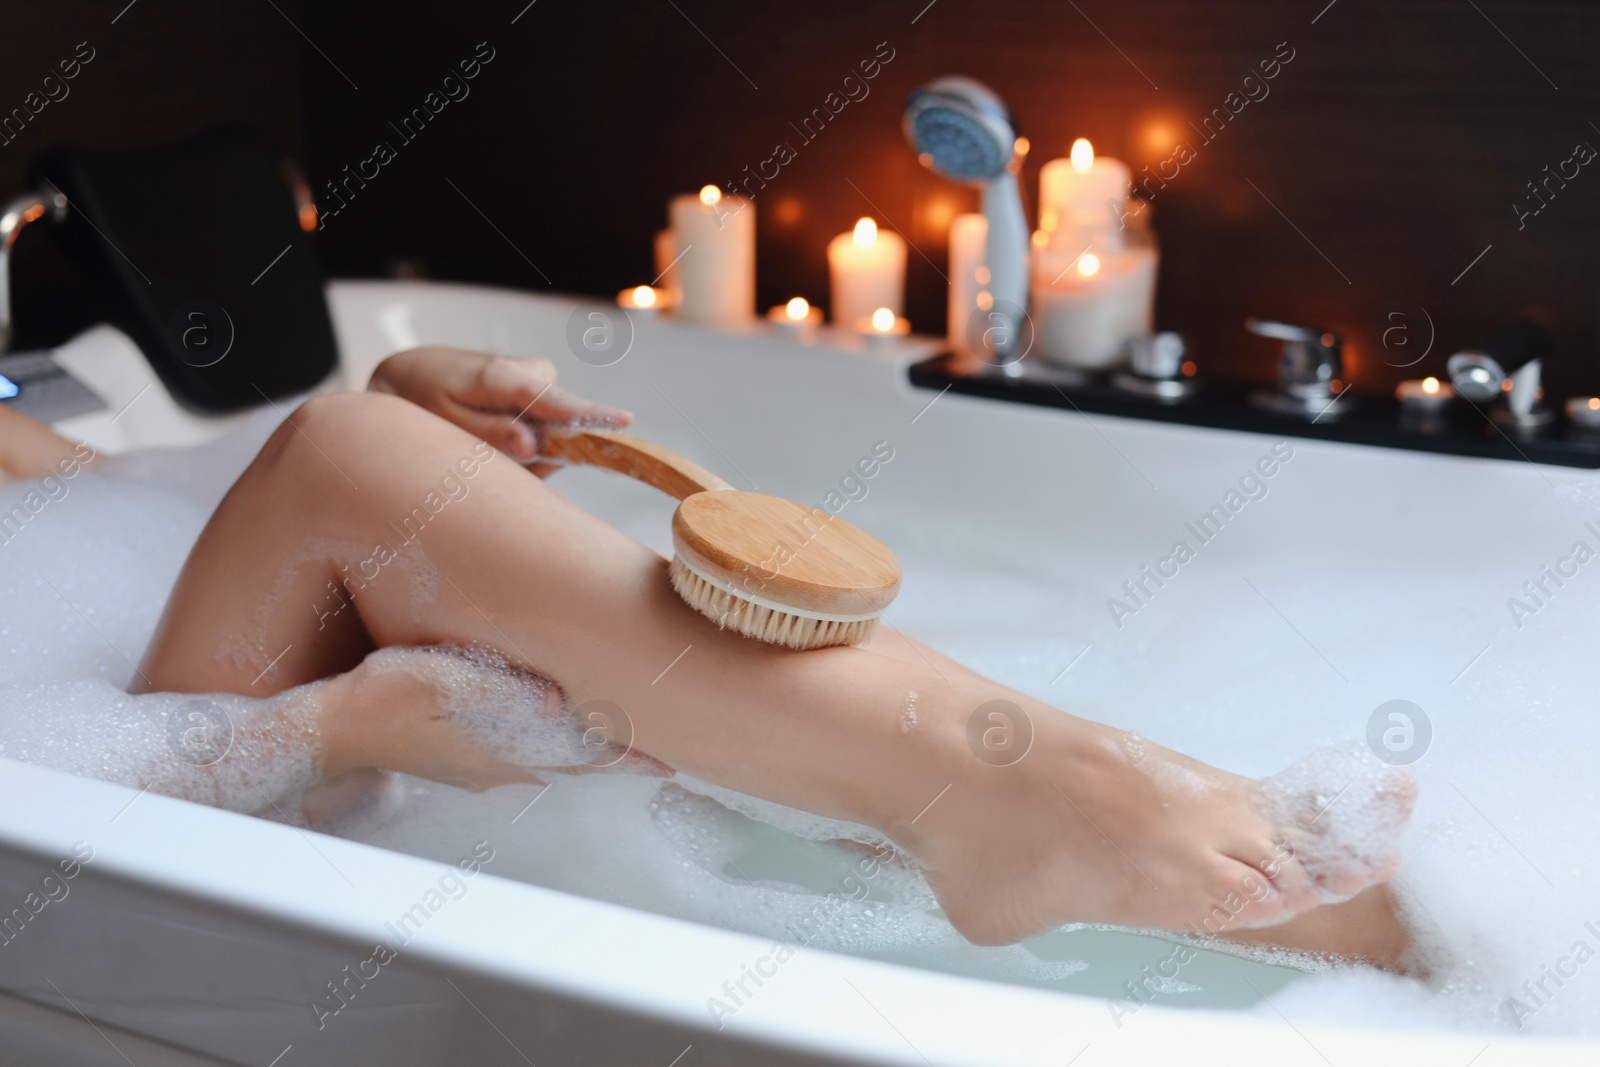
left=908, top=352, right=1600, bottom=470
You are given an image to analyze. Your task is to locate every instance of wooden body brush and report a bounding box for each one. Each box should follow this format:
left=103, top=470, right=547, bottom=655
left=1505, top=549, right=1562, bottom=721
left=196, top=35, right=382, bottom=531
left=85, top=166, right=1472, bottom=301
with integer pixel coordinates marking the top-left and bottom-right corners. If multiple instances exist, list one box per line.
left=543, top=428, right=900, bottom=649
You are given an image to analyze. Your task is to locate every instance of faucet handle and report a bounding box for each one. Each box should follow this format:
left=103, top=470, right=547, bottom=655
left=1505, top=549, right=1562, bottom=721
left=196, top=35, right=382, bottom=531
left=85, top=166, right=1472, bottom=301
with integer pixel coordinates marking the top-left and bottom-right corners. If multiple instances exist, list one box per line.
left=0, top=189, right=69, bottom=354
left=1447, top=321, right=1553, bottom=402
left=1246, top=318, right=1319, bottom=343
left=1247, top=317, right=1343, bottom=400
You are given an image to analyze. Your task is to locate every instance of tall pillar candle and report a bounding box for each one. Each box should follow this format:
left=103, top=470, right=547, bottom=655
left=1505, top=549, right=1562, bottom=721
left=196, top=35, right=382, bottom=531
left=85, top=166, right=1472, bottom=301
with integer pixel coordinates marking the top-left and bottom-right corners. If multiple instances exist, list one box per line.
left=947, top=213, right=987, bottom=356
left=1039, top=139, right=1131, bottom=250
left=828, top=217, right=906, bottom=328
left=653, top=228, right=682, bottom=307
left=669, top=186, right=755, bottom=326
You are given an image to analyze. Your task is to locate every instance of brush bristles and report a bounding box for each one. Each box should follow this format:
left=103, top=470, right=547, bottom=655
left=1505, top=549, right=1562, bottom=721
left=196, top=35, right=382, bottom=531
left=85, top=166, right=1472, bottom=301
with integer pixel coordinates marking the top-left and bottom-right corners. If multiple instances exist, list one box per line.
left=669, top=557, right=879, bottom=650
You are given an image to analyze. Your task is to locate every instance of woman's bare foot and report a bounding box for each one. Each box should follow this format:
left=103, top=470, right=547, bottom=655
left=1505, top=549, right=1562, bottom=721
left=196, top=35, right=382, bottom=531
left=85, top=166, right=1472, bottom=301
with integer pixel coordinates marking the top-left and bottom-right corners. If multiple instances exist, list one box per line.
left=1224, top=885, right=1412, bottom=968
left=889, top=686, right=1416, bottom=947
left=316, top=645, right=670, bottom=792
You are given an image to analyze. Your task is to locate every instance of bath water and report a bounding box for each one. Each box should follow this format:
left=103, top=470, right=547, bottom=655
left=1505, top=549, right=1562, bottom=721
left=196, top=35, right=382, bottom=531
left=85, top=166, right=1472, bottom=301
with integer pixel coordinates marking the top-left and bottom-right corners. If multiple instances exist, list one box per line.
left=1, top=409, right=1597, bottom=1036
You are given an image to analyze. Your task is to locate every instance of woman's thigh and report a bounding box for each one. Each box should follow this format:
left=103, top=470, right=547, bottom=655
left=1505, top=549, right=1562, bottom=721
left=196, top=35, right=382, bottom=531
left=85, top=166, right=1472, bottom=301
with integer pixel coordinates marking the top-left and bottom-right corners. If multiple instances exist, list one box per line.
left=136, top=390, right=665, bottom=695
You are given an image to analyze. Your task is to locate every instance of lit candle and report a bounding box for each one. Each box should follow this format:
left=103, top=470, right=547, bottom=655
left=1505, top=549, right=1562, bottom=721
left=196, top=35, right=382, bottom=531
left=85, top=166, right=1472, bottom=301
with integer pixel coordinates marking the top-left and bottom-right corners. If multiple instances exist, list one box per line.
left=669, top=185, right=755, bottom=327
left=653, top=228, right=682, bottom=308
left=767, top=296, right=823, bottom=339
left=1031, top=139, right=1154, bottom=370
left=1566, top=395, right=1600, bottom=431
left=1396, top=376, right=1456, bottom=414
left=1031, top=245, right=1156, bottom=370
left=1039, top=139, right=1131, bottom=249
left=859, top=305, right=910, bottom=348
left=617, top=285, right=664, bottom=316
left=947, top=213, right=988, bottom=357
left=828, top=217, right=906, bottom=330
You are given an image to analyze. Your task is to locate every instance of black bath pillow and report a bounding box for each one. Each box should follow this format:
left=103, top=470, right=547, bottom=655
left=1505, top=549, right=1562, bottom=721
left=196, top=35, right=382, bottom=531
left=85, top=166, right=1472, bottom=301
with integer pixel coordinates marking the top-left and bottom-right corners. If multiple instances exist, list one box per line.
left=28, top=122, right=338, bottom=413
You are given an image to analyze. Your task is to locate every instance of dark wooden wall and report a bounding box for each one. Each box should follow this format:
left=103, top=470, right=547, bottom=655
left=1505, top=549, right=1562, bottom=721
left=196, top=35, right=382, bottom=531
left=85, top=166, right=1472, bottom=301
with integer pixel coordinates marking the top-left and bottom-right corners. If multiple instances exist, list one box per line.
left=8, top=1, right=1600, bottom=399
left=293, top=0, right=1600, bottom=398
left=0, top=2, right=300, bottom=348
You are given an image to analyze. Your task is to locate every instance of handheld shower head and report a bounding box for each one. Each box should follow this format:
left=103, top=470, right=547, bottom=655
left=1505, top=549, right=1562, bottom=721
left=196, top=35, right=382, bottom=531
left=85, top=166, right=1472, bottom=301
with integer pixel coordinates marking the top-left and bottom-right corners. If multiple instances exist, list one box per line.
left=905, top=77, right=1029, bottom=361
left=904, top=77, right=1017, bottom=183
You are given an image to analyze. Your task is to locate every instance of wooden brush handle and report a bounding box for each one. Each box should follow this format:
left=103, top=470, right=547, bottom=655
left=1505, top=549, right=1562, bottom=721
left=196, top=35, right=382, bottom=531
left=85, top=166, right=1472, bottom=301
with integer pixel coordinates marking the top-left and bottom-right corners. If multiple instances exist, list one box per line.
left=542, top=427, right=733, bottom=500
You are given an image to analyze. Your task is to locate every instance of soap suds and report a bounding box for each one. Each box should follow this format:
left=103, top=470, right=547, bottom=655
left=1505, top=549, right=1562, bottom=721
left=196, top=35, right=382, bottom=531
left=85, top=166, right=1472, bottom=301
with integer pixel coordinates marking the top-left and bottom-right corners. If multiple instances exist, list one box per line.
left=6, top=413, right=1600, bottom=1031
left=899, top=690, right=919, bottom=733
left=0, top=679, right=324, bottom=814
left=1117, top=730, right=1148, bottom=765
left=1258, top=742, right=1415, bottom=904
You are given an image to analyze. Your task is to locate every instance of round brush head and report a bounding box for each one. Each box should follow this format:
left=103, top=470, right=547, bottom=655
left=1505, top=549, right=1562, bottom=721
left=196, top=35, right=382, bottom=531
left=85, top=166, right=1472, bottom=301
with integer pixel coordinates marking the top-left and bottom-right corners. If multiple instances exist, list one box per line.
left=668, top=491, right=901, bottom=650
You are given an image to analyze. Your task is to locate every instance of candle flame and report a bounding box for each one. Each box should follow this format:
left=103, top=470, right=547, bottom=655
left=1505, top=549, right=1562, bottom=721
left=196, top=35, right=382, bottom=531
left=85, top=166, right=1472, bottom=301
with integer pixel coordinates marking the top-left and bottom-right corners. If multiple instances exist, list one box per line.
left=1070, top=138, right=1094, bottom=173
left=632, top=286, right=657, bottom=309
left=1589, top=397, right=1599, bottom=411
left=1077, top=252, right=1101, bottom=277
left=785, top=297, right=810, bottom=320
left=699, top=185, right=722, bottom=206
left=1422, top=376, right=1439, bottom=395
left=853, top=217, right=878, bottom=248
left=871, top=307, right=895, bottom=332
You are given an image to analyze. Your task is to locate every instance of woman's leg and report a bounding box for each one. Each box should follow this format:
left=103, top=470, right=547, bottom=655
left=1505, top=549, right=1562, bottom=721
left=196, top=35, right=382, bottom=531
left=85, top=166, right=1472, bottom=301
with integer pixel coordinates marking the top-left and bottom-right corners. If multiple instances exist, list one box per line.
left=137, top=392, right=1413, bottom=957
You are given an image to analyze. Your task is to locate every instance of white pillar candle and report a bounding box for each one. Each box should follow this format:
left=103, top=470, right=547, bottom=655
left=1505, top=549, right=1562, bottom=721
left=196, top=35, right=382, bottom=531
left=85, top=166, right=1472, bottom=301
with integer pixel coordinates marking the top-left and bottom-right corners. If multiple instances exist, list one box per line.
left=1031, top=246, right=1157, bottom=370
left=669, top=186, right=755, bottom=326
left=828, top=217, right=905, bottom=329
left=653, top=228, right=682, bottom=307
left=1039, top=139, right=1131, bottom=250
left=947, top=213, right=987, bottom=356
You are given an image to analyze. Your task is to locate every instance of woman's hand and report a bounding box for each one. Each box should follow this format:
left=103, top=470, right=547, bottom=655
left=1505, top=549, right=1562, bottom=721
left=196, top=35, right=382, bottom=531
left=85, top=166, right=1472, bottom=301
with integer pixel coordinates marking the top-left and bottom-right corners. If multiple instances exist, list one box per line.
left=368, top=346, right=632, bottom=474
left=0, top=404, right=96, bottom=482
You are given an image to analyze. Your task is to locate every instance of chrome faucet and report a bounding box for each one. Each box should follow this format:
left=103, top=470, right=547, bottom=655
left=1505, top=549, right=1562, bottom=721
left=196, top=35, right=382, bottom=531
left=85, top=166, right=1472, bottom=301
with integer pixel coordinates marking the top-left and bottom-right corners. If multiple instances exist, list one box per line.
left=0, top=189, right=67, bottom=353
left=1446, top=321, right=1554, bottom=428
left=1247, top=318, right=1348, bottom=418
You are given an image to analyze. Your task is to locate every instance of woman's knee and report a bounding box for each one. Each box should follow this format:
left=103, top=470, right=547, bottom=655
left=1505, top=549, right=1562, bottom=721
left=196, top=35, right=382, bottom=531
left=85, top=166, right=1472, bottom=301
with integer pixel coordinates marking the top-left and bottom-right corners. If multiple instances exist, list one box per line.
left=260, top=390, right=555, bottom=510
left=261, top=391, right=462, bottom=486
left=286, top=390, right=429, bottom=455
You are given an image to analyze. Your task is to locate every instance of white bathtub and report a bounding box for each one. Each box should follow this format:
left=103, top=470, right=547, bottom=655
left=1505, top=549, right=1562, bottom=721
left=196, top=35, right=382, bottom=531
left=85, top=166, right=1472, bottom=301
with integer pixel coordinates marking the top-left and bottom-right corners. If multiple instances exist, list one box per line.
left=1, top=280, right=1591, bottom=1065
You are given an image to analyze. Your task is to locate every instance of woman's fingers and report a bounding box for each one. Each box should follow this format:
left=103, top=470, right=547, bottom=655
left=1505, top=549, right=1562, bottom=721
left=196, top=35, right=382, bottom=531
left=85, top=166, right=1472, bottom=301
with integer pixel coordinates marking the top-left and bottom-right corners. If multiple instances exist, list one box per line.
left=531, top=383, right=633, bottom=429
left=468, top=357, right=633, bottom=428
left=444, top=402, right=540, bottom=462
left=371, top=348, right=633, bottom=446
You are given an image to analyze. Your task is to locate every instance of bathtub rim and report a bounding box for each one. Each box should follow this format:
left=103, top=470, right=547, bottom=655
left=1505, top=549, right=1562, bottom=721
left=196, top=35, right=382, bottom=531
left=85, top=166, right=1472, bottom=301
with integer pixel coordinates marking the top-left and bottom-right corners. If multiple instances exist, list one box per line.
left=0, top=752, right=1580, bottom=1065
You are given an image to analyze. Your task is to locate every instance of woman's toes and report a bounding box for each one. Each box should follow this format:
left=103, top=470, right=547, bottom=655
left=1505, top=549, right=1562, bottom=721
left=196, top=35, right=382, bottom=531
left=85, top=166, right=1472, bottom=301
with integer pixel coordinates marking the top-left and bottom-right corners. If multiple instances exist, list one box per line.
left=1222, top=835, right=1320, bottom=918
left=1190, top=858, right=1290, bottom=932
left=1258, top=742, right=1417, bottom=904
